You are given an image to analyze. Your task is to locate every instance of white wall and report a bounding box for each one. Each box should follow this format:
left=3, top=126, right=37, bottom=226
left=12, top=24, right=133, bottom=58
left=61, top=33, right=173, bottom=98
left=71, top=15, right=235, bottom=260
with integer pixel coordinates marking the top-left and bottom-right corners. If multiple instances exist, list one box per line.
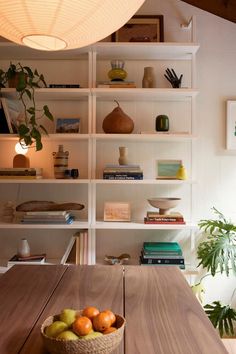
left=137, top=0, right=236, bottom=306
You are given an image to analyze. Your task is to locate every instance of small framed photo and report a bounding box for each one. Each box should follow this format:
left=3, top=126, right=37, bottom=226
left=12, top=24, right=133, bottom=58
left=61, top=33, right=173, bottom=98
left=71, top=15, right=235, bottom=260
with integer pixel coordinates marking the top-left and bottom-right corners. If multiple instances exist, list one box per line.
left=112, top=15, right=164, bottom=43
left=104, top=202, right=131, bottom=222
left=226, top=101, right=236, bottom=150
left=157, top=159, right=182, bottom=179
left=56, top=118, right=80, bottom=133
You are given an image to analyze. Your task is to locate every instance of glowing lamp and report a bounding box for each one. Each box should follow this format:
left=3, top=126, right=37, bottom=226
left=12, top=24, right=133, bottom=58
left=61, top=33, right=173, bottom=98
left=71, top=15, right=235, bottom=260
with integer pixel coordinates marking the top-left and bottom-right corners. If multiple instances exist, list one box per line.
left=13, top=142, right=30, bottom=168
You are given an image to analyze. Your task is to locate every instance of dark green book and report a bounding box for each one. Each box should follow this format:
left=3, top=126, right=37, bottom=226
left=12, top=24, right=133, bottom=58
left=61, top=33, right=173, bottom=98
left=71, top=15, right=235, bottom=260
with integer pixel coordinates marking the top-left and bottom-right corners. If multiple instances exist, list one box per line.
left=143, top=242, right=182, bottom=255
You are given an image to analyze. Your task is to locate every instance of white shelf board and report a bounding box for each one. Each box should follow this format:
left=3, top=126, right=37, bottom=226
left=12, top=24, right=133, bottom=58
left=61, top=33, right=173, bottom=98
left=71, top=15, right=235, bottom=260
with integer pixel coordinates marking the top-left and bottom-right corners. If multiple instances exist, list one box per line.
left=94, top=179, right=195, bottom=185
left=93, top=42, right=200, bottom=60
left=93, top=88, right=198, bottom=101
left=0, top=221, right=89, bottom=229
left=93, top=220, right=197, bottom=230
left=0, top=178, right=89, bottom=184
left=0, top=134, right=89, bottom=141
left=93, top=133, right=196, bottom=142
left=1, top=88, right=90, bottom=100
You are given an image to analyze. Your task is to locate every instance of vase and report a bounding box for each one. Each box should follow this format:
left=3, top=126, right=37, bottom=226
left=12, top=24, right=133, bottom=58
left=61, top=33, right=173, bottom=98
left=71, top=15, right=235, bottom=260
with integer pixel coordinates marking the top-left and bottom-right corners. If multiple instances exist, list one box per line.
left=52, top=145, right=69, bottom=179
left=17, top=238, right=30, bottom=258
left=155, top=115, right=169, bottom=131
left=118, top=146, right=128, bottom=165
left=142, top=67, right=156, bottom=88
left=108, top=60, right=127, bottom=81
left=102, top=100, right=134, bottom=134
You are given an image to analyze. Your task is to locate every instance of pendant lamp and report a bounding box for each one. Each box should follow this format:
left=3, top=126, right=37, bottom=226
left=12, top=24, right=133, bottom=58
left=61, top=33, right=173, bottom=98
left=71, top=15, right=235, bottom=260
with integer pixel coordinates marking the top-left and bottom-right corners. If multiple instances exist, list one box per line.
left=0, top=0, right=145, bottom=51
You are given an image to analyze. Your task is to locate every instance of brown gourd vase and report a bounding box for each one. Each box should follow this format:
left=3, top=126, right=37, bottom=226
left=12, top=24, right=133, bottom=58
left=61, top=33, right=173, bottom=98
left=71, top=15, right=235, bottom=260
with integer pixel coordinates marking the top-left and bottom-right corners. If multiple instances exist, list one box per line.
left=102, top=100, right=134, bottom=134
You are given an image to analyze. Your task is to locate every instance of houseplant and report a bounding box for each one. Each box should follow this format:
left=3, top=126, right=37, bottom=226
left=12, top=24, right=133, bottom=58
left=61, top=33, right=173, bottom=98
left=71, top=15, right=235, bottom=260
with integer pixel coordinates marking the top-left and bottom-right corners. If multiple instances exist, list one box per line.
left=0, top=62, right=53, bottom=151
left=193, top=207, right=236, bottom=350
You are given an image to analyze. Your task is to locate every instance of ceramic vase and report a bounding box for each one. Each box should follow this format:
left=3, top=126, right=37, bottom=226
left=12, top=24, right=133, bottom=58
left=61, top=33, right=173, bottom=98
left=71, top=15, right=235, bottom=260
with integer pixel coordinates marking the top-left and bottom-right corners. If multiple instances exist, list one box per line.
left=17, top=238, right=30, bottom=258
left=142, top=67, right=156, bottom=88
left=102, top=101, right=134, bottom=134
left=119, top=146, right=128, bottom=165
left=52, top=145, right=69, bottom=179
left=108, top=60, right=127, bottom=81
left=156, top=115, right=169, bottom=131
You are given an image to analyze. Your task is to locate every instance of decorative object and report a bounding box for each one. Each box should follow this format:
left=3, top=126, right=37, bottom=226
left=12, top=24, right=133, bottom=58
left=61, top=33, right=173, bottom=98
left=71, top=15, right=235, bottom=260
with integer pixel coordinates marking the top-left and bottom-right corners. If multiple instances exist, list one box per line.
left=104, top=253, right=131, bottom=265
left=0, top=62, right=53, bottom=151
left=156, top=160, right=182, bottom=179
left=2, top=201, right=15, bottom=223
left=226, top=100, right=236, bottom=150
left=13, top=142, right=30, bottom=168
left=147, top=197, right=181, bottom=215
left=176, top=164, right=188, bottom=180
left=16, top=201, right=84, bottom=212
left=142, top=67, right=156, bottom=88
left=108, top=60, right=127, bottom=81
left=102, top=100, right=134, bottom=134
left=104, top=202, right=131, bottom=221
left=155, top=114, right=169, bottom=131
left=17, top=238, right=30, bottom=258
left=118, top=146, right=129, bottom=165
left=112, top=15, right=164, bottom=42
left=0, top=97, right=22, bottom=134
left=164, top=68, right=183, bottom=88
left=191, top=208, right=236, bottom=343
left=0, top=1, right=145, bottom=51
left=56, top=118, right=80, bottom=134
left=52, top=145, right=69, bottom=179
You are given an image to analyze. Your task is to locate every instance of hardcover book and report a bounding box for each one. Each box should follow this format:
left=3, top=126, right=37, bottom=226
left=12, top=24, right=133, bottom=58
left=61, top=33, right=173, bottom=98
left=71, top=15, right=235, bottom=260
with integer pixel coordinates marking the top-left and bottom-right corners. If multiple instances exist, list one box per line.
left=140, top=256, right=185, bottom=265
left=143, top=242, right=182, bottom=254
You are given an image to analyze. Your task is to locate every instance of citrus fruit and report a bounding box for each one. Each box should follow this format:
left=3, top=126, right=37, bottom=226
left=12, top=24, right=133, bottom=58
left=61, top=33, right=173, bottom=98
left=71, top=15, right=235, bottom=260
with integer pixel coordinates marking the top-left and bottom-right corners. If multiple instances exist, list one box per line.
left=82, top=306, right=100, bottom=320
left=103, top=309, right=116, bottom=325
left=72, top=316, right=92, bottom=336
left=93, top=311, right=112, bottom=332
left=103, top=326, right=117, bottom=335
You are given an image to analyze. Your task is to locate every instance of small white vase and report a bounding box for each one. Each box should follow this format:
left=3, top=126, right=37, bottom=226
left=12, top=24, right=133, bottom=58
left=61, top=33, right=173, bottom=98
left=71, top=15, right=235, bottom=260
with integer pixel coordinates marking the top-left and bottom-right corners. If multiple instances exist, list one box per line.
left=118, top=146, right=128, bottom=165
left=142, top=67, right=156, bottom=88
left=17, top=238, right=30, bottom=258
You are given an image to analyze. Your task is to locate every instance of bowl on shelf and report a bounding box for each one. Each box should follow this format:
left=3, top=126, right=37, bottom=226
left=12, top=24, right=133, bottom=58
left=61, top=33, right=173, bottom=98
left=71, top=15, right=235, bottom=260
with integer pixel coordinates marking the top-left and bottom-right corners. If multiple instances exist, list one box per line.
left=41, top=311, right=125, bottom=354
left=147, top=197, right=181, bottom=215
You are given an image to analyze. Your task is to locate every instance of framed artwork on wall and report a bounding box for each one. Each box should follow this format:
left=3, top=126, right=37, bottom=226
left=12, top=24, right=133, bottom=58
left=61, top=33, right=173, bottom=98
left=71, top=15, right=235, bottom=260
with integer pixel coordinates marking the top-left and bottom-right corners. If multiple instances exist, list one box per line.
left=226, top=100, right=236, bottom=150
left=104, top=202, right=131, bottom=222
left=56, top=118, right=80, bottom=133
left=112, top=15, right=164, bottom=42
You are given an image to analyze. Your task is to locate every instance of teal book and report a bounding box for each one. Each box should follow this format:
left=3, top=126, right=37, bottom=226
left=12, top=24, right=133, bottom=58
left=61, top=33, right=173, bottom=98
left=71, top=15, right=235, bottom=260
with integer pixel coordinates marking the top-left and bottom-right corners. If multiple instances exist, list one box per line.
left=143, top=242, right=182, bottom=255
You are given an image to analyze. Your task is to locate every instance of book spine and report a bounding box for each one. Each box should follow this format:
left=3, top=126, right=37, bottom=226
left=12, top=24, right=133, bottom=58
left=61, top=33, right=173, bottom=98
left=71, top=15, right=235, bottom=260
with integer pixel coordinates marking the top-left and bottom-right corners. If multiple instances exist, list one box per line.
left=145, top=217, right=184, bottom=222
left=141, top=252, right=184, bottom=259
left=103, top=176, right=143, bottom=180
left=0, top=176, right=42, bottom=179
left=140, top=257, right=185, bottom=265
left=144, top=219, right=185, bottom=224
left=143, top=251, right=182, bottom=256
left=49, top=84, right=80, bottom=88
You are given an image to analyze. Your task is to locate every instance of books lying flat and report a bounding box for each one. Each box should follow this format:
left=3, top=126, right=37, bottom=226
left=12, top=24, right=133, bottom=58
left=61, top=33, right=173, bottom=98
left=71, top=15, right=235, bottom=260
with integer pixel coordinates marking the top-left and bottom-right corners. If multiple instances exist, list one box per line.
left=0, top=168, right=43, bottom=178
left=21, top=211, right=74, bottom=224
left=21, top=216, right=74, bottom=224
left=97, top=81, right=136, bottom=88
left=8, top=254, right=46, bottom=266
left=143, top=242, right=182, bottom=255
left=103, top=173, right=143, bottom=180
left=144, top=218, right=185, bottom=224
left=140, top=256, right=185, bottom=266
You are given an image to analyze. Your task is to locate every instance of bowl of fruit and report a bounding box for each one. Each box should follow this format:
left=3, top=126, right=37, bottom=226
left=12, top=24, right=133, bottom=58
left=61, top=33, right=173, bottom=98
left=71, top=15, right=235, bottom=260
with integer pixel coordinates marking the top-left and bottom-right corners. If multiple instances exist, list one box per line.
left=41, top=306, right=125, bottom=354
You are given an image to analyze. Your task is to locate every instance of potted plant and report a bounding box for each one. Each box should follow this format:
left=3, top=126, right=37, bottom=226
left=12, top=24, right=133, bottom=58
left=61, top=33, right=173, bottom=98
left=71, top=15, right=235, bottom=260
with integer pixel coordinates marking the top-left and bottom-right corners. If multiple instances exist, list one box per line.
left=0, top=62, right=53, bottom=151
left=192, top=207, right=236, bottom=353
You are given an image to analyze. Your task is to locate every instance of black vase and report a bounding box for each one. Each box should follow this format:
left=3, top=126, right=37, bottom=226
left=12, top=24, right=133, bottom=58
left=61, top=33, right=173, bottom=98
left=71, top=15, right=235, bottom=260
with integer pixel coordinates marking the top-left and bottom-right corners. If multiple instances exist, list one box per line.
left=155, top=115, right=169, bottom=132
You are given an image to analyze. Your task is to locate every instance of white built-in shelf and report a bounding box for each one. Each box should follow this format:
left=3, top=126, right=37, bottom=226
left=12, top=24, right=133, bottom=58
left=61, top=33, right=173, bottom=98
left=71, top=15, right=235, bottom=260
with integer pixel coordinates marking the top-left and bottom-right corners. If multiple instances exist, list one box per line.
left=93, top=221, right=197, bottom=230
left=0, top=134, right=89, bottom=141
left=0, top=221, right=89, bottom=229
left=1, top=88, right=90, bottom=100
left=94, top=133, right=196, bottom=142
left=0, top=178, right=89, bottom=184
left=94, top=179, right=195, bottom=185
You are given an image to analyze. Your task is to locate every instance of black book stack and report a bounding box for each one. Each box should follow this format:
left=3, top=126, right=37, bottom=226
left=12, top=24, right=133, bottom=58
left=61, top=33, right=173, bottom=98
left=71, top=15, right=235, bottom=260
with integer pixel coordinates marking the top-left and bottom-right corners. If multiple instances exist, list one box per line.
left=103, top=164, right=143, bottom=180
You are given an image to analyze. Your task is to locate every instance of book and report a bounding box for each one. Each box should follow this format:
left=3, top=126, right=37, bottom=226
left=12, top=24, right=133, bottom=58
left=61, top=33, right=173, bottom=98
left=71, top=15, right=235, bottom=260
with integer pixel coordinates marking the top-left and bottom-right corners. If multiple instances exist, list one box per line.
left=104, top=176, right=143, bottom=180
left=97, top=84, right=136, bottom=88
left=8, top=254, right=46, bottom=266
left=60, top=236, right=76, bottom=264
left=0, top=175, right=43, bottom=179
left=105, top=164, right=140, bottom=169
left=0, top=168, right=43, bottom=176
left=25, top=211, right=68, bottom=216
left=146, top=211, right=183, bottom=218
left=140, top=257, right=185, bottom=265
left=140, top=263, right=185, bottom=270
left=143, top=242, right=182, bottom=254
left=141, top=251, right=184, bottom=259
left=97, top=80, right=135, bottom=85
left=144, top=218, right=185, bottom=224
left=49, top=84, right=80, bottom=88
left=21, top=216, right=74, bottom=224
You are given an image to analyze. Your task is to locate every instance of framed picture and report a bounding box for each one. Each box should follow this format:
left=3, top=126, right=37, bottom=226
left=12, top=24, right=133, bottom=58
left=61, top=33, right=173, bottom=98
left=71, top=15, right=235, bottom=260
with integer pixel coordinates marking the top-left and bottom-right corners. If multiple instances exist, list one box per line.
left=157, top=159, right=182, bottom=179
left=104, top=202, right=131, bottom=222
left=56, top=118, right=80, bottom=133
left=226, top=100, right=236, bottom=150
left=0, top=98, right=22, bottom=133
left=112, top=15, right=164, bottom=43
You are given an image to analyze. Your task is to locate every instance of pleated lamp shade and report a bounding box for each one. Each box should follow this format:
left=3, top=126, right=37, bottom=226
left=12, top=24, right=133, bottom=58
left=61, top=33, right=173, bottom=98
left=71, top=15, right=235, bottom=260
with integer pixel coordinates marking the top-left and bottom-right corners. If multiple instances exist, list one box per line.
left=0, top=0, right=145, bottom=51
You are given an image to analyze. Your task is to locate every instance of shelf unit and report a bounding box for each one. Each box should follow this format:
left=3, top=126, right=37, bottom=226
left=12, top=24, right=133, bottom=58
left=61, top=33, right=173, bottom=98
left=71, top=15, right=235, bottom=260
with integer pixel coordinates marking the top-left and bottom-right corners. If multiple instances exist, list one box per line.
left=0, top=39, right=199, bottom=273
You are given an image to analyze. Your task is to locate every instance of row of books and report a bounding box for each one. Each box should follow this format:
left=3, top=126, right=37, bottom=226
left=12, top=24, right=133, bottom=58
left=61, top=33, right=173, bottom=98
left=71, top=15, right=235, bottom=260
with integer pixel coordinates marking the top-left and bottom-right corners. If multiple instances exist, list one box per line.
left=103, top=164, right=143, bottom=180
left=0, top=168, right=43, bottom=179
left=140, top=241, right=185, bottom=269
left=61, top=231, right=95, bottom=265
left=144, top=211, right=185, bottom=224
left=20, top=211, right=74, bottom=225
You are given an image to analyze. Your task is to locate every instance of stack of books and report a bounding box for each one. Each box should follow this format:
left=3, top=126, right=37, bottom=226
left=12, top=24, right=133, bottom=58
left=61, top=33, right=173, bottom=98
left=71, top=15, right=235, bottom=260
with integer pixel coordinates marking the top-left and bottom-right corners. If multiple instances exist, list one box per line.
left=103, top=164, right=143, bottom=180
left=97, top=80, right=136, bottom=88
left=7, top=254, right=46, bottom=267
left=21, top=211, right=74, bottom=224
left=140, top=242, right=185, bottom=269
left=0, top=168, right=43, bottom=179
left=144, top=211, right=185, bottom=224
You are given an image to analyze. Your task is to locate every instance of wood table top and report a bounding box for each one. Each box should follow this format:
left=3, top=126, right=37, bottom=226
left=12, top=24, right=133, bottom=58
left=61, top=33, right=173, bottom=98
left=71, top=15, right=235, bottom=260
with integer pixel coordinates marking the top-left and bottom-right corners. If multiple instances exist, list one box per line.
left=0, top=265, right=227, bottom=354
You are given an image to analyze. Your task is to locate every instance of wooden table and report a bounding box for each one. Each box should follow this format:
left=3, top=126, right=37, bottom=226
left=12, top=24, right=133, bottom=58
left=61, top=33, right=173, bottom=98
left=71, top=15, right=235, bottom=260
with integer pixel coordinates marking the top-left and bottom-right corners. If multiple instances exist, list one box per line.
left=0, top=265, right=227, bottom=354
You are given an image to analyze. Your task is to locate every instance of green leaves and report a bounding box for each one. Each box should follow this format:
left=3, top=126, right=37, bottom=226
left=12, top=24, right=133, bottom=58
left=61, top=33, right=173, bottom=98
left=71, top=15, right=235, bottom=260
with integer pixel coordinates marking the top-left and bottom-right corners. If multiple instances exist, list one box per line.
left=204, top=301, right=236, bottom=337
left=198, top=207, right=236, bottom=276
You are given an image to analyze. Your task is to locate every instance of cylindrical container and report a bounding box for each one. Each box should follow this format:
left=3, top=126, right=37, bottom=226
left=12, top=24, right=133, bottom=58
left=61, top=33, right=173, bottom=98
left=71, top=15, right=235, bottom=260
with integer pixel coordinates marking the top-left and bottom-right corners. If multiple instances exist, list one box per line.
left=17, top=238, right=30, bottom=258
left=118, top=146, right=128, bottom=165
left=108, top=60, right=127, bottom=81
left=52, top=145, right=69, bottom=179
left=142, top=67, right=156, bottom=88
left=155, top=115, right=169, bottom=132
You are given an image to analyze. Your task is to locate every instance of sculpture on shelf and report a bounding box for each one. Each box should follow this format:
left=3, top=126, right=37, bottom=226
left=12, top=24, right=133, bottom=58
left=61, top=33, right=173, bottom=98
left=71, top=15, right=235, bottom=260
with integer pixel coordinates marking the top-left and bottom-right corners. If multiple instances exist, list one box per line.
left=155, top=114, right=169, bottom=132
left=102, top=100, right=134, bottom=134
left=108, top=60, right=127, bottom=81
left=118, top=146, right=129, bottom=165
left=104, top=253, right=130, bottom=265
left=164, top=68, right=183, bottom=88
left=52, top=144, right=69, bottom=179
left=142, top=66, right=156, bottom=88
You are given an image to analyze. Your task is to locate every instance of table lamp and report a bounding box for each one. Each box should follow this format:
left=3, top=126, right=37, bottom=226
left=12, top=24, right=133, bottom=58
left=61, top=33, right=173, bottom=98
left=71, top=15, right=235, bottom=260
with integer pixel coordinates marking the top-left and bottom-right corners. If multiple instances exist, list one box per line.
left=13, top=142, right=30, bottom=168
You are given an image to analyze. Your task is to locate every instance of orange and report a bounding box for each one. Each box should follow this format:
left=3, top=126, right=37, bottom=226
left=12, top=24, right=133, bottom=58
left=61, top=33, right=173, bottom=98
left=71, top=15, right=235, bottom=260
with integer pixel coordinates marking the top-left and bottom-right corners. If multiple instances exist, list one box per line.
left=82, top=306, right=100, bottom=320
left=103, top=326, right=117, bottom=335
left=93, top=311, right=112, bottom=332
left=72, top=316, right=92, bottom=336
left=103, top=309, right=116, bottom=325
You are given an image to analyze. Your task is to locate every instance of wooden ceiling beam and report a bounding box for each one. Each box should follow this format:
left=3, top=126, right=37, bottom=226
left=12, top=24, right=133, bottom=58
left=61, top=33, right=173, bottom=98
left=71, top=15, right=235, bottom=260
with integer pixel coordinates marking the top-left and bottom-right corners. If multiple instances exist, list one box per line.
left=181, top=0, right=236, bottom=23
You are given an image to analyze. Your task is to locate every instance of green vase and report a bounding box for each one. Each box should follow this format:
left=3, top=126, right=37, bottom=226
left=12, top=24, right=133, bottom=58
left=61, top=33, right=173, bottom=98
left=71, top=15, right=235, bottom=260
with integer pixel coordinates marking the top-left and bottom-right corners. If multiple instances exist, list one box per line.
left=155, top=115, right=169, bottom=132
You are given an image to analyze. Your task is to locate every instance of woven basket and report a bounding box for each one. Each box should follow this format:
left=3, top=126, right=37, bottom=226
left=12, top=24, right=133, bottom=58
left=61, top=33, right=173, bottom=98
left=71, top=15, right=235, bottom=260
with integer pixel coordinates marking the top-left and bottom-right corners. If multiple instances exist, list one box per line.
left=41, top=312, right=125, bottom=354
